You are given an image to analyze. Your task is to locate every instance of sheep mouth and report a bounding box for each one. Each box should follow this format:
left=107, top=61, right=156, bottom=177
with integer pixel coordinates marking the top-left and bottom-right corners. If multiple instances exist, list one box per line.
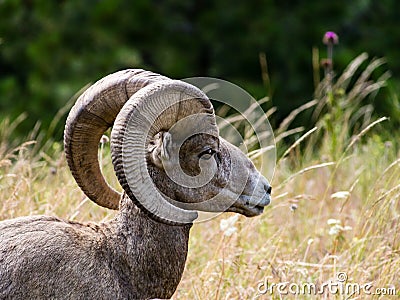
left=228, top=193, right=271, bottom=217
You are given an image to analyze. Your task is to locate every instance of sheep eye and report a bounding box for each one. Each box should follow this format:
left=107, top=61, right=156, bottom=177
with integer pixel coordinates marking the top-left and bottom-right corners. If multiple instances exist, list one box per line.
left=199, top=148, right=217, bottom=160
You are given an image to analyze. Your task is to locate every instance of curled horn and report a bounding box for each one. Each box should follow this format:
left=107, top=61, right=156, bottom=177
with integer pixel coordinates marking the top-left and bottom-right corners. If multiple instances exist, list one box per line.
left=111, top=80, right=218, bottom=224
left=65, top=69, right=219, bottom=224
left=64, top=69, right=168, bottom=210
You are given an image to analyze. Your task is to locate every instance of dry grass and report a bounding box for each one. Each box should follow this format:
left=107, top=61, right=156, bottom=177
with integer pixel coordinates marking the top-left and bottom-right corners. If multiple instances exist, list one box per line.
left=0, top=56, right=399, bottom=299
left=1, top=121, right=398, bottom=300
left=174, top=122, right=399, bottom=299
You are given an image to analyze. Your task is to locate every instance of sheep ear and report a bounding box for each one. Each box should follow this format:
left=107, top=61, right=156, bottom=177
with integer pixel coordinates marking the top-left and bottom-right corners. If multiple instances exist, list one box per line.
left=161, top=132, right=172, bottom=161
left=149, top=131, right=172, bottom=169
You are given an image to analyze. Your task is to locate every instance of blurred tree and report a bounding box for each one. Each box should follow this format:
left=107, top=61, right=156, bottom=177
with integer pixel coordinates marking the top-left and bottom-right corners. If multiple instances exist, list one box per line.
left=0, top=0, right=398, bottom=139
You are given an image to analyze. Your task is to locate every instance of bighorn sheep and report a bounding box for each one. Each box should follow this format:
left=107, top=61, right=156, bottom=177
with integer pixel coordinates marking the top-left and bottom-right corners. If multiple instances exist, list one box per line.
left=0, top=69, right=271, bottom=299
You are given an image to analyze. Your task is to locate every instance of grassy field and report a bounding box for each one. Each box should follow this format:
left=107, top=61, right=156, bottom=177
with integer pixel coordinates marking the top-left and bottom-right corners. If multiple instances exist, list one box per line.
left=0, top=55, right=399, bottom=299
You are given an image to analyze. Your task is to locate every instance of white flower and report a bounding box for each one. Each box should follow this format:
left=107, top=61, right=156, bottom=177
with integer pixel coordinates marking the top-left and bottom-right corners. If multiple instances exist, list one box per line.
left=220, top=215, right=239, bottom=237
left=331, top=191, right=350, bottom=200
left=328, top=218, right=352, bottom=236
left=223, top=227, right=237, bottom=237
left=329, top=224, right=343, bottom=236
left=327, top=218, right=341, bottom=225
left=100, top=135, right=110, bottom=144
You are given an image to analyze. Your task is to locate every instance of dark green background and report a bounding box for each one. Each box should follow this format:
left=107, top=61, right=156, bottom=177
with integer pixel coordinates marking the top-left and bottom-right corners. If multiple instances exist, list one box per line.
left=1, top=0, right=399, bottom=138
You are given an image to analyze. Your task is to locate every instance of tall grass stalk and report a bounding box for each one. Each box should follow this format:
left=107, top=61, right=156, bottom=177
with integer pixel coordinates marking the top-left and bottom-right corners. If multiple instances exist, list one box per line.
left=0, top=55, right=399, bottom=299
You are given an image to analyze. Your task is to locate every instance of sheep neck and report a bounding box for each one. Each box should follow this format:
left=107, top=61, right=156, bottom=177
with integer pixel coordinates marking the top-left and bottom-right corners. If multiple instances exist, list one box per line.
left=109, top=195, right=193, bottom=298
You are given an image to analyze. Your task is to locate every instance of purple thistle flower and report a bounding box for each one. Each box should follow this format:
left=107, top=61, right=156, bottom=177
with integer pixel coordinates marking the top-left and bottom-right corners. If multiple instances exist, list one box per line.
left=321, top=31, right=339, bottom=93
left=323, top=31, right=339, bottom=45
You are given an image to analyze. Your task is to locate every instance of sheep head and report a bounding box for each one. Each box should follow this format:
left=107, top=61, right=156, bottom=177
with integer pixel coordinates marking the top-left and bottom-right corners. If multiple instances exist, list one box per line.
left=64, top=69, right=271, bottom=225
left=144, top=133, right=271, bottom=218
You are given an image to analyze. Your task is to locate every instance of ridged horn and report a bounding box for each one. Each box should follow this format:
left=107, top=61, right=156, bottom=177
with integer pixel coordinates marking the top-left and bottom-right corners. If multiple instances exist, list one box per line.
left=64, top=69, right=168, bottom=210
left=111, top=80, right=218, bottom=224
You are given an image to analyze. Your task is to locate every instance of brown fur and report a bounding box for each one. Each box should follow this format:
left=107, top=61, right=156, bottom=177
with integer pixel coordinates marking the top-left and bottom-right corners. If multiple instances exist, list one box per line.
left=0, top=195, right=190, bottom=299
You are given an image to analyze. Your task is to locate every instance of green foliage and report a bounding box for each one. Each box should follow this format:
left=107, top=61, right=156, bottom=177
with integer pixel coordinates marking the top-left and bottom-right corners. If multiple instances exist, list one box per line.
left=313, top=53, right=391, bottom=158
left=1, top=0, right=400, bottom=139
left=0, top=48, right=399, bottom=298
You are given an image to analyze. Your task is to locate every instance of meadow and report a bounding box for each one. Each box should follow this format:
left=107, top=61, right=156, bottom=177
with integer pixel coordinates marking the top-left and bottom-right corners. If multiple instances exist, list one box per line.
left=0, top=54, right=399, bottom=299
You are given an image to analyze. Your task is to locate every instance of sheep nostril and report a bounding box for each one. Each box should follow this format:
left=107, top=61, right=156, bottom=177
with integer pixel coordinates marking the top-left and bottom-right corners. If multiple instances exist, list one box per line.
left=266, top=185, right=272, bottom=194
